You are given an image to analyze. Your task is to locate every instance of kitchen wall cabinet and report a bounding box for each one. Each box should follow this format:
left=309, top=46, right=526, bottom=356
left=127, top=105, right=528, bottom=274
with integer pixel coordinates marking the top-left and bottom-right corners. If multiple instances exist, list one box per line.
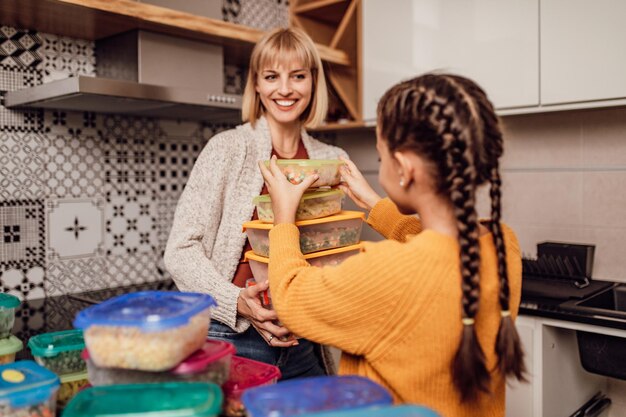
left=506, top=316, right=622, bottom=417
left=362, top=0, right=539, bottom=122
left=540, top=0, right=626, bottom=106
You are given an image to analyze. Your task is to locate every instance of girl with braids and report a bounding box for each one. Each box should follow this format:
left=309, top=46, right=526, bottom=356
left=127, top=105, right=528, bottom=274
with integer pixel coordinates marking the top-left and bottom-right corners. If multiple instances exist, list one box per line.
left=258, top=73, right=525, bottom=415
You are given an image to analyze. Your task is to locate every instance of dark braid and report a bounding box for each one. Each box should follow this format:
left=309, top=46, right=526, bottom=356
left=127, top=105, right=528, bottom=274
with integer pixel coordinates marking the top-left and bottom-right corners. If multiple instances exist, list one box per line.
left=377, top=73, right=526, bottom=401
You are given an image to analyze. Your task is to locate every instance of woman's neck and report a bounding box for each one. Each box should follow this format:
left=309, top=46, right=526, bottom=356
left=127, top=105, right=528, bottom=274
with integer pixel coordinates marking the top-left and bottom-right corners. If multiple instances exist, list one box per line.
left=415, top=193, right=459, bottom=239
left=266, top=116, right=302, bottom=158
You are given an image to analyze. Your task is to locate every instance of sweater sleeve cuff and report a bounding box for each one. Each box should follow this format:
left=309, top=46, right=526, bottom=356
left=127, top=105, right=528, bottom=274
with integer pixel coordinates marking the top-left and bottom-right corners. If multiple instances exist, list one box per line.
left=367, top=197, right=405, bottom=237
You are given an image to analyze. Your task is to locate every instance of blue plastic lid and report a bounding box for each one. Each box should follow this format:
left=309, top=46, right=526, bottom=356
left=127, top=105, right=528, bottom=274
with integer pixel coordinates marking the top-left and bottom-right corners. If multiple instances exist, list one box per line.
left=298, top=405, right=440, bottom=417
left=242, top=376, right=393, bottom=417
left=73, top=291, right=216, bottom=332
left=0, top=360, right=60, bottom=408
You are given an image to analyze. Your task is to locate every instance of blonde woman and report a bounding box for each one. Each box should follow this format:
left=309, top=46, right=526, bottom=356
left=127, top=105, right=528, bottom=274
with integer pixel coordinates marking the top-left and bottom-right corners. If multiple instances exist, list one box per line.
left=164, top=27, right=347, bottom=378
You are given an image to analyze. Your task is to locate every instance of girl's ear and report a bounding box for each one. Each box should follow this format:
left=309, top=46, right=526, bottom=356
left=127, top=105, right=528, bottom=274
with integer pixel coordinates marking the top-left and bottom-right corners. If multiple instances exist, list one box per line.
left=393, top=150, right=415, bottom=187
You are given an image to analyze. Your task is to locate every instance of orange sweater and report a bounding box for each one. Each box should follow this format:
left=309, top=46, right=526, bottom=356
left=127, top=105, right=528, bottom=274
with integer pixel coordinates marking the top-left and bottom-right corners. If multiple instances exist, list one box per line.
left=268, top=198, right=522, bottom=417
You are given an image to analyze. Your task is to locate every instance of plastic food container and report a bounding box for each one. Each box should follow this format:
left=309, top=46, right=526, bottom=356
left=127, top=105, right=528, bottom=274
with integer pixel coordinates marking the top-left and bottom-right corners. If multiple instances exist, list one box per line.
left=73, top=291, right=216, bottom=371
left=264, top=159, right=345, bottom=187
left=28, top=329, right=86, bottom=374
left=244, top=211, right=365, bottom=257
left=62, top=382, right=223, bottom=417
left=253, top=189, right=344, bottom=223
left=222, top=356, right=281, bottom=417
left=0, top=293, right=20, bottom=339
left=57, top=371, right=89, bottom=410
left=242, top=375, right=393, bottom=417
left=84, top=339, right=235, bottom=386
left=0, top=336, right=22, bottom=365
left=298, top=405, right=440, bottom=417
left=245, top=243, right=363, bottom=284
left=0, top=360, right=60, bottom=417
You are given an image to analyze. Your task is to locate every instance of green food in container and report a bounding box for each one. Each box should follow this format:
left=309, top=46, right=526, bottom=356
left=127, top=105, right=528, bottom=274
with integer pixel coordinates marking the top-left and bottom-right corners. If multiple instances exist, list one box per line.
left=253, top=189, right=344, bottom=223
left=0, top=293, right=20, bottom=339
left=263, top=159, right=345, bottom=187
left=28, top=329, right=86, bottom=374
left=62, top=382, right=223, bottom=417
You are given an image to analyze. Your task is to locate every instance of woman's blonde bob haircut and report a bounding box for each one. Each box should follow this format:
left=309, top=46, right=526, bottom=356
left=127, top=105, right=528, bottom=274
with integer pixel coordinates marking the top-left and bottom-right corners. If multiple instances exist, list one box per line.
left=241, top=27, right=328, bottom=129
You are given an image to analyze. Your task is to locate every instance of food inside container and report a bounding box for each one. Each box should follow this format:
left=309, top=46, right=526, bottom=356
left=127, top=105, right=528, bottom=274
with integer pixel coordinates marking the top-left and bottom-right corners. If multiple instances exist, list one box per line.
left=0, top=360, right=60, bottom=417
left=84, top=339, right=235, bottom=386
left=222, top=356, right=281, bottom=417
left=28, top=329, right=86, bottom=374
left=263, top=159, right=345, bottom=187
left=0, top=336, right=22, bottom=365
left=245, top=243, right=364, bottom=285
left=253, top=189, right=344, bottom=223
left=73, top=291, right=216, bottom=371
left=57, top=370, right=89, bottom=410
left=62, top=382, right=223, bottom=417
left=244, top=211, right=365, bottom=257
left=242, top=375, right=393, bottom=417
left=0, top=293, right=20, bottom=339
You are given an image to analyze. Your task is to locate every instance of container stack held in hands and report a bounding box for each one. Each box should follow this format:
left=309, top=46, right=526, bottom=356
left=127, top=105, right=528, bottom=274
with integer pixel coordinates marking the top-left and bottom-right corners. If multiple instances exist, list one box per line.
left=244, top=159, right=366, bottom=310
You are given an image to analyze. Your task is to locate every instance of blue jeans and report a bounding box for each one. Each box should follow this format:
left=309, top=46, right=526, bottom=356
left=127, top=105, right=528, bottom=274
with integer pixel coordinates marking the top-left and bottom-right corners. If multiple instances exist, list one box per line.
left=208, top=320, right=326, bottom=380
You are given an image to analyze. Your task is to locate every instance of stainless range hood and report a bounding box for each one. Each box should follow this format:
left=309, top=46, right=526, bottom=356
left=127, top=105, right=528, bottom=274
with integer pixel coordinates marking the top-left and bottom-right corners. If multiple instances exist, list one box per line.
left=5, top=29, right=242, bottom=122
left=5, top=75, right=241, bottom=121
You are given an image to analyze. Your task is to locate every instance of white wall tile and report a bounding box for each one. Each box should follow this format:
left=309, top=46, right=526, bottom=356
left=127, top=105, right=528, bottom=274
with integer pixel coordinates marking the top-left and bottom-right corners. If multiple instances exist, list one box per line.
left=582, top=107, right=626, bottom=167
left=582, top=171, right=626, bottom=228
left=578, top=227, right=626, bottom=282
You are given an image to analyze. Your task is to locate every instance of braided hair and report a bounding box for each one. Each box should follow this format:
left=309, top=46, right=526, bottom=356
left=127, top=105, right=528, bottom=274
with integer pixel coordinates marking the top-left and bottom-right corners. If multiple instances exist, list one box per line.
left=377, top=73, right=526, bottom=401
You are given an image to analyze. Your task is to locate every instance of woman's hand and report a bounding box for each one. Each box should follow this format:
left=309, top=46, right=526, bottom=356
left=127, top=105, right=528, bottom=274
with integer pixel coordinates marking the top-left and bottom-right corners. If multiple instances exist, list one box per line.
left=339, top=156, right=382, bottom=211
left=258, top=155, right=318, bottom=224
left=237, top=280, right=297, bottom=347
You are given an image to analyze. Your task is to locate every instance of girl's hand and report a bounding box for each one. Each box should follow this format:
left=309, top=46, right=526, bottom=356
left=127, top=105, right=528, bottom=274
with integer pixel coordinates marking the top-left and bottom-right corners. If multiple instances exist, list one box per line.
left=258, top=155, right=318, bottom=224
left=237, top=281, right=297, bottom=347
left=339, top=156, right=382, bottom=211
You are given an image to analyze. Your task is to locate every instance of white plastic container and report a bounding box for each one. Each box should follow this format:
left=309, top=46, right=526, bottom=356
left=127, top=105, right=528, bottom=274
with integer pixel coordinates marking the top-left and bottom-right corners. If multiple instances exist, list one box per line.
left=263, top=159, right=345, bottom=187
left=73, top=291, right=216, bottom=372
left=253, top=189, right=344, bottom=223
left=244, top=211, right=365, bottom=257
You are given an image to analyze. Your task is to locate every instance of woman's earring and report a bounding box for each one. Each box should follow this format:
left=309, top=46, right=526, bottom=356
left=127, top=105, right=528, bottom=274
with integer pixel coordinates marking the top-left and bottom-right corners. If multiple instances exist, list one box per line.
left=399, top=178, right=405, bottom=187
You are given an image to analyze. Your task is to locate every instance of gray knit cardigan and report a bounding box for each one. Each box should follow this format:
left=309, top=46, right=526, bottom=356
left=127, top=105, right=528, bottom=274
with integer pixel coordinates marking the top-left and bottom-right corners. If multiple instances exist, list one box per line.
left=164, top=117, right=349, bottom=332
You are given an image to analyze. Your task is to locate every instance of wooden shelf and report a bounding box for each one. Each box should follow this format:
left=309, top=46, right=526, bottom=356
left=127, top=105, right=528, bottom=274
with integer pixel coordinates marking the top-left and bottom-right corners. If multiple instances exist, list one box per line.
left=0, top=0, right=350, bottom=67
left=292, top=0, right=362, bottom=124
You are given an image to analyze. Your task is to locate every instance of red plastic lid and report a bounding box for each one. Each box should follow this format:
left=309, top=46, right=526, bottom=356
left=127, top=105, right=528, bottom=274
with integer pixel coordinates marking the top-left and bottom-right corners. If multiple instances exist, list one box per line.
left=223, top=356, right=281, bottom=395
left=81, top=339, right=235, bottom=374
left=171, top=339, right=235, bottom=374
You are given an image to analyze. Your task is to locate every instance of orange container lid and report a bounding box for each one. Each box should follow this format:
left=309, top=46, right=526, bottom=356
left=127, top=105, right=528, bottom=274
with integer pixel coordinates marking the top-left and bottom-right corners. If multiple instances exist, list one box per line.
left=242, top=211, right=365, bottom=231
left=244, top=243, right=364, bottom=263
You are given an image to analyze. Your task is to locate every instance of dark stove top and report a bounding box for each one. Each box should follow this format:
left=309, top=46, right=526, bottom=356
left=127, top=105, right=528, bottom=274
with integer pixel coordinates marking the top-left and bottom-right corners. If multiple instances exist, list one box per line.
left=12, top=279, right=177, bottom=360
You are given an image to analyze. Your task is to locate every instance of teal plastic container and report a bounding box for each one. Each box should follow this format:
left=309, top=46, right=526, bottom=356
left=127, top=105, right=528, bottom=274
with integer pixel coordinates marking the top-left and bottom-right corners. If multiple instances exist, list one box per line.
left=62, top=382, right=223, bottom=417
left=0, top=293, right=20, bottom=339
left=298, top=405, right=440, bottom=417
left=28, top=329, right=86, bottom=374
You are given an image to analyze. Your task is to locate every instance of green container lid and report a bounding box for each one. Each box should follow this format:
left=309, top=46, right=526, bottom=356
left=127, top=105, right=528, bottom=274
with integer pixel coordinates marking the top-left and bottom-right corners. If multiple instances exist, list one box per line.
left=253, top=189, right=343, bottom=204
left=60, top=370, right=88, bottom=384
left=0, top=293, right=20, bottom=309
left=0, top=335, right=23, bottom=355
left=28, top=329, right=85, bottom=358
left=62, top=382, right=223, bottom=417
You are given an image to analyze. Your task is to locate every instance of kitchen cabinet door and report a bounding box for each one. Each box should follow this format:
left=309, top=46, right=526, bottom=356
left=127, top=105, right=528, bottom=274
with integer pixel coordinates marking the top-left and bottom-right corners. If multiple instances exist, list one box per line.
left=541, top=0, right=626, bottom=105
left=362, top=0, right=539, bottom=122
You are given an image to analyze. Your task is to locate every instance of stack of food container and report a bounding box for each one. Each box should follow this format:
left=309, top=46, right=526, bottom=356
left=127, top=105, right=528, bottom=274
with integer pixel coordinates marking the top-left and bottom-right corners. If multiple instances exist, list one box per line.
left=244, top=159, right=365, bottom=304
left=27, top=329, right=88, bottom=410
left=0, top=293, right=22, bottom=365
